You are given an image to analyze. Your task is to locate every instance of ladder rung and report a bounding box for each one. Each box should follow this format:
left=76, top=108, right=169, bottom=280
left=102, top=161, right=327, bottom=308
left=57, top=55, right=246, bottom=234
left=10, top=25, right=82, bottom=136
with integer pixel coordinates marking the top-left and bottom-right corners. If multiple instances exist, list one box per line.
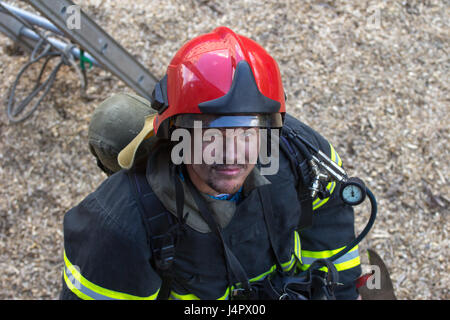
left=25, top=0, right=157, bottom=101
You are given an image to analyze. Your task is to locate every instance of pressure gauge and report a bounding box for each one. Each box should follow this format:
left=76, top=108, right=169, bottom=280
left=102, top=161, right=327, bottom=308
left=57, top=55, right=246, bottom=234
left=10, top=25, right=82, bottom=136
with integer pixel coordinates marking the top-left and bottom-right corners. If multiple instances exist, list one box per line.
left=340, top=177, right=366, bottom=206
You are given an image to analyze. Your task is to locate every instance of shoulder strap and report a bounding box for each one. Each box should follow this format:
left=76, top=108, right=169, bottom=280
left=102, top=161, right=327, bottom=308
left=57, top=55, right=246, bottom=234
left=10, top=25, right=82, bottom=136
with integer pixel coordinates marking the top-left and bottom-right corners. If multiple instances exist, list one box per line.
left=279, top=131, right=314, bottom=230
left=180, top=166, right=251, bottom=294
left=258, top=186, right=284, bottom=271
left=127, top=167, right=176, bottom=300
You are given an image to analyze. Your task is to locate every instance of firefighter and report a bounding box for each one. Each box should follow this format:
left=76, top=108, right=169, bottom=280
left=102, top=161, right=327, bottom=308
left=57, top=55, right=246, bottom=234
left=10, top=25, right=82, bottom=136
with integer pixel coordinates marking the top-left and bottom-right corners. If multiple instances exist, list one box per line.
left=60, top=27, right=362, bottom=300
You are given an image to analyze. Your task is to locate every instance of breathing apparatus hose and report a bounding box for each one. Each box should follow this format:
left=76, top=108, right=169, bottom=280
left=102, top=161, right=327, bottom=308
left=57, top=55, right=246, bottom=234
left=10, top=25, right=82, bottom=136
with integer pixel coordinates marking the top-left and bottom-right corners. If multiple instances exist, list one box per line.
left=281, top=126, right=378, bottom=265
left=292, top=185, right=377, bottom=286
left=328, top=186, right=377, bottom=263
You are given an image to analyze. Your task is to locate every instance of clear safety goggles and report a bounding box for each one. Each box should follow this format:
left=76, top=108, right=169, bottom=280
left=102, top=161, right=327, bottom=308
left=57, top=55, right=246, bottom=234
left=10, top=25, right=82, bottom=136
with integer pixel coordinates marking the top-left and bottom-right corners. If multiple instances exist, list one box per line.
left=173, top=113, right=283, bottom=129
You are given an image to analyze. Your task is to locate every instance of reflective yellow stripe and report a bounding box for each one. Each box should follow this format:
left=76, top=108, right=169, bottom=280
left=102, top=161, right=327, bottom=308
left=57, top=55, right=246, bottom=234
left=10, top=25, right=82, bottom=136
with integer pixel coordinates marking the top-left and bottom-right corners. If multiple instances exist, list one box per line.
left=217, top=287, right=232, bottom=300
left=281, top=255, right=297, bottom=272
left=63, top=266, right=92, bottom=300
left=170, top=291, right=201, bottom=300
left=250, top=265, right=277, bottom=282
left=312, top=181, right=336, bottom=210
left=312, top=142, right=341, bottom=211
left=299, top=245, right=360, bottom=272
left=329, top=143, right=342, bottom=167
left=169, top=231, right=301, bottom=300
left=301, top=245, right=358, bottom=259
left=63, top=250, right=159, bottom=300
left=294, top=230, right=302, bottom=264
left=299, top=255, right=360, bottom=272
left=299, top=259, right=360, bottom=272
left=169, top=265, right=278, bottom=300
left=334, top=256, right=361, bottom=271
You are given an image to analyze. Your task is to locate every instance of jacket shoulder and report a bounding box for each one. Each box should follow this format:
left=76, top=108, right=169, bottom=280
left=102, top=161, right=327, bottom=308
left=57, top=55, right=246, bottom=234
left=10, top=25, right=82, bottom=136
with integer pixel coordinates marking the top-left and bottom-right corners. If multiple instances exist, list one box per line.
left=284, top=113, right=331, bottom=153
left=62, top=170, right=162, bottom=299
left=64, top=170, right=146, bottom=246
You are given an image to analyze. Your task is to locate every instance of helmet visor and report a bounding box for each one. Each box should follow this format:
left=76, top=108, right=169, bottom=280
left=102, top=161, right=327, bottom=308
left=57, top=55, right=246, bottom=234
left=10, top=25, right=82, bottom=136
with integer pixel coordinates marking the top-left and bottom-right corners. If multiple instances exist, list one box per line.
left=174, top=113, right=283, bottom=129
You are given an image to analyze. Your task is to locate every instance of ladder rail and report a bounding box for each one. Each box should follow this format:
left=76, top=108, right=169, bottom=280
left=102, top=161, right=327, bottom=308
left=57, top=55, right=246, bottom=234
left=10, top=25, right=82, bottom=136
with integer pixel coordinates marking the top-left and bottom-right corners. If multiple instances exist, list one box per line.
left=0, top=2, right=64, bottom=36
left=0, top=9, right=100, bottom=67
left=0, top=11, right=38, bottom=53
left=25, top=0, right=158, bottom=101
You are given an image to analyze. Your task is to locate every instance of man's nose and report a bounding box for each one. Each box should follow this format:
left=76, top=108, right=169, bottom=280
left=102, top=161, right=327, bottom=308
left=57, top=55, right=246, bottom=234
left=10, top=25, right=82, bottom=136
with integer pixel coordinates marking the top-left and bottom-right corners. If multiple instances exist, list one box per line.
left=223, top=134, right=238, bottom=164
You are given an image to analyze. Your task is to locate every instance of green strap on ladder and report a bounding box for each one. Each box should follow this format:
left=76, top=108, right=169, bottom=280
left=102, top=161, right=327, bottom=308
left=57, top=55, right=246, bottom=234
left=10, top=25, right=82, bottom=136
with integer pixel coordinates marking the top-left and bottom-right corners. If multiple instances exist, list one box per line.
left=79, top=49, right=93, bottom=70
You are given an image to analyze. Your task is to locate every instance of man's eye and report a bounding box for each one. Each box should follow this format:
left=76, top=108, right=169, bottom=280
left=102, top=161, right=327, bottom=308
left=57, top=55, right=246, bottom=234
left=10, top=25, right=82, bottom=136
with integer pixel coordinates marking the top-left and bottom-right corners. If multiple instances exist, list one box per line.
left=204, top=132, right=222, bottom=140
left=240, top=130, right=256, bottom=138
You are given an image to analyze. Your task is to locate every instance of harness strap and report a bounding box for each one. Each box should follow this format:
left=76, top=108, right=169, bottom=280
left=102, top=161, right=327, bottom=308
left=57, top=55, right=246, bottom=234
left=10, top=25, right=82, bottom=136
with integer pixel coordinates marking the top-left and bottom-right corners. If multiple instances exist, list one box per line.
left=181, top=166, right=251, bottom=293
left=280, top=134, right=314, bottom=230
left=127, top=167, right=176, bottom=300
left=258, top=186, right=284, bottom=271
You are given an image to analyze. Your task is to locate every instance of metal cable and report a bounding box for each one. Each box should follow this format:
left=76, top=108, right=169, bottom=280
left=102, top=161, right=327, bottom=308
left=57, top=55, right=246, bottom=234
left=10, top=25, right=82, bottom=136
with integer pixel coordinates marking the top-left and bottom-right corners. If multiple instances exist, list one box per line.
left=1, top=2, right=88, bottom=123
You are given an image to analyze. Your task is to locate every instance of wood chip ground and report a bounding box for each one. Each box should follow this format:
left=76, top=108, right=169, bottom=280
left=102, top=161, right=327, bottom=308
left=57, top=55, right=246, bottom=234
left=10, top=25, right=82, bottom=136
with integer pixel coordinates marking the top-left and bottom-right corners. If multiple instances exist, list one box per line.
left=0, top=0, right=448, bottom=299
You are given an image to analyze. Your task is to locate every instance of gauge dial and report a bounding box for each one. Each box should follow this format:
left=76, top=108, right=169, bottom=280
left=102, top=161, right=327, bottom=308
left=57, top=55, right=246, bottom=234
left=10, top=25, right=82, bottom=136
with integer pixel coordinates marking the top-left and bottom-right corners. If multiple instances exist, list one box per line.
left=340, top=177, right=366, bottom=206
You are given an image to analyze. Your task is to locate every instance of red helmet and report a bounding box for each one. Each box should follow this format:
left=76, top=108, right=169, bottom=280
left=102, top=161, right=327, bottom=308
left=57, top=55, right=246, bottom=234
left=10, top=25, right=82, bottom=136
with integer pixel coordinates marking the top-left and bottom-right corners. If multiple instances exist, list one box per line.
left=151, top=27, right=286, bottom=137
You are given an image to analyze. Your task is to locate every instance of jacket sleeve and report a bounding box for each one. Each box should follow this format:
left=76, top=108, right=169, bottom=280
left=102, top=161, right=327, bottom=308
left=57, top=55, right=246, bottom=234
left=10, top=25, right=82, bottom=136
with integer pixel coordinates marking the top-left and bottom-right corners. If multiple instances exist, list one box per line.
left=59, top=172, right=162, bottom=300
left=299, top=181, right=362, bottom=300
left=285, top=114, right=362, bottom=300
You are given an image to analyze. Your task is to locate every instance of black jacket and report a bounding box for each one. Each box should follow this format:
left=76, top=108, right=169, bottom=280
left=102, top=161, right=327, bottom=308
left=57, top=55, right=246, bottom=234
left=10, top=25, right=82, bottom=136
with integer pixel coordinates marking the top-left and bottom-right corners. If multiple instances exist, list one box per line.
left=60, top=114, right=362, bottom=300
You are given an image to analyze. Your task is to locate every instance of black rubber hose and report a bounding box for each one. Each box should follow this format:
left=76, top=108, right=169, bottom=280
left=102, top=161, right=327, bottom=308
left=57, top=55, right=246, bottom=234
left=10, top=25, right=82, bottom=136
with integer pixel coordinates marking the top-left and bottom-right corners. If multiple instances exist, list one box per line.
left=328, top=186, right=377, bottom=262
left=282, top=126, right=314, bottom=161
left=7, top=52, right=63, bottom=123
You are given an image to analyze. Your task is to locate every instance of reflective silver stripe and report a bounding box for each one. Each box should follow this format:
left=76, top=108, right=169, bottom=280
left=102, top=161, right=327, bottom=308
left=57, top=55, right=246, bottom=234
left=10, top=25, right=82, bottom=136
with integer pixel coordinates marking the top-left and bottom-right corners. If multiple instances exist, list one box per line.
left=64, top=266, right=115, bottom=300
left=312, top=181, right=336, bottom=210
left=63, top=250, right=160, bottom=300
left=281, top=255, right=296, bottom=272
left=301, top=248, right=360, bottom=266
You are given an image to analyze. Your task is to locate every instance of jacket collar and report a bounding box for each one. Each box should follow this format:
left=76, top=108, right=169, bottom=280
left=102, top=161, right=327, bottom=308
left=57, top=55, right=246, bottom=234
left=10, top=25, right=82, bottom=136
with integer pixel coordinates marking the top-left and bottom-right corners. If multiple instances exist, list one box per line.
left=145, top=141, right=270, bottom=233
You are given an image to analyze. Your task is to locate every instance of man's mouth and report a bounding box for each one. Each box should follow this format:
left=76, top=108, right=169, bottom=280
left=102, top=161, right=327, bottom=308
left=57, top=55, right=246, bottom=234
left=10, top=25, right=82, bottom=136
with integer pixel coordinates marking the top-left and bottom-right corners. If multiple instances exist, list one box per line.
left=212, top=165, right=244, bottom=176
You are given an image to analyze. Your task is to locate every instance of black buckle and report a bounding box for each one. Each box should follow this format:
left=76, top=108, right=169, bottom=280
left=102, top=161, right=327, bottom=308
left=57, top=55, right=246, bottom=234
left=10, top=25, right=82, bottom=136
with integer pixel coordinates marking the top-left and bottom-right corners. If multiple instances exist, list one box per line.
left=153, top=233, right=175, bottom=270
left=151, top=75, right=169, bottom=115
left=231, top=286, right=255, bottom=300
left=297, top=159, right=312, bottom=187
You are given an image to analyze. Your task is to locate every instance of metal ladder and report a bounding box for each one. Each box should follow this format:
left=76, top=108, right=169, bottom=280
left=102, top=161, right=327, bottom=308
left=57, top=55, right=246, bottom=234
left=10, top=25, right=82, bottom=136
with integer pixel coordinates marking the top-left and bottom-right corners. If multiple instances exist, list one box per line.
left=0, top=0, right=158, bottom=121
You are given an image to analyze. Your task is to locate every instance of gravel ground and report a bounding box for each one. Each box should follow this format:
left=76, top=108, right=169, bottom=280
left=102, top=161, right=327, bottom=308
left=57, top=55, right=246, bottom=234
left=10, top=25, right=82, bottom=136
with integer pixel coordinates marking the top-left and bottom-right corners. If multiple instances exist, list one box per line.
left=0, top=0, right=448, bottom=300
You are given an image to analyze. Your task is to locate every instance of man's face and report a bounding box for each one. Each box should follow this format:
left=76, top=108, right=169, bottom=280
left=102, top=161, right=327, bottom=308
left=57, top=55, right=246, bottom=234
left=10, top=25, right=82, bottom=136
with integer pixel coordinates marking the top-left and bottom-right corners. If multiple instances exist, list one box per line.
left=185, top=127, right=260, bottom=195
